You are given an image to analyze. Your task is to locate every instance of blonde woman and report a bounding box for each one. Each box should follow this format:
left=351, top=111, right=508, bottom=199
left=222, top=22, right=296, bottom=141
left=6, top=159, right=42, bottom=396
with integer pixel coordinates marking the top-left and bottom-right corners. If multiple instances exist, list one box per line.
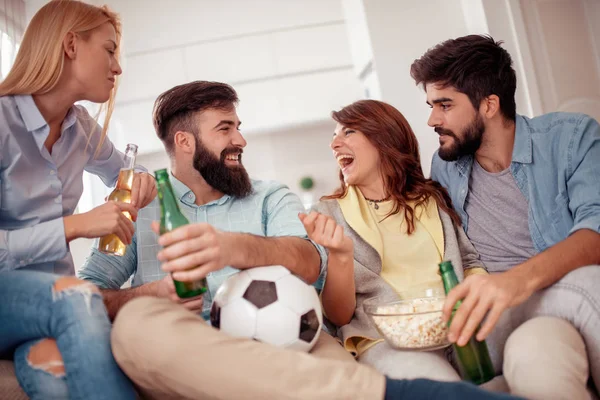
left=0, top=1, right=156, bottom=399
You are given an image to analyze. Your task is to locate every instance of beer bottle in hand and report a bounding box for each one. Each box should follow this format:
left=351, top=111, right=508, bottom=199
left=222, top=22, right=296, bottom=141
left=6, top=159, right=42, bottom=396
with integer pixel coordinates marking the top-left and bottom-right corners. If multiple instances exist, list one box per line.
left=98, top=143, right=138, bottom=256
left=439, top=260, right=495, bottom=384
left=155, top=168, right=207, bottom=298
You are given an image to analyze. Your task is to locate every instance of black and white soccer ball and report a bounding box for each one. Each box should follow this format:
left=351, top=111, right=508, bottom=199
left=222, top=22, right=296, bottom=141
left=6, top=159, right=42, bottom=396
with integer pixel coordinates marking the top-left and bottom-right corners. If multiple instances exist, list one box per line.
left=210, top=265, right=323, bottom=352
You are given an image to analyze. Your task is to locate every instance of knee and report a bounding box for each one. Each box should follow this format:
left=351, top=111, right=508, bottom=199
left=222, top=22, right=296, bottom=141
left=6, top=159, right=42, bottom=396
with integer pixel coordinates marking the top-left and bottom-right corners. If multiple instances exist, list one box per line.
left=505, top=316, right=585, bottom=353
left=27, top=339, right=65, bottom=377
left=504, top=317, right=589, bottom=399
left=52, top=276, right=101, bottom=306
left=111, top=297, right=170, bottom=361
left=556, top=265, right=600, bottom=297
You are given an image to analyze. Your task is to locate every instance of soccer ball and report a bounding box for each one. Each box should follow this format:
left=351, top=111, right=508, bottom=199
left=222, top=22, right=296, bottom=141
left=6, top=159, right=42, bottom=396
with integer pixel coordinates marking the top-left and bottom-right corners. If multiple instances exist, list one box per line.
left=210, top=265, right=323, bottom=352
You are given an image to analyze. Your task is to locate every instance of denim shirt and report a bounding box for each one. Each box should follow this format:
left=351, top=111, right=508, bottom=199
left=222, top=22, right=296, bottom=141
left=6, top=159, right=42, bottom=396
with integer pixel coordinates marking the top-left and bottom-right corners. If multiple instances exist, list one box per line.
left=0, top=95, right=135, bottom=275
left=431, top=113, right=600, bottom=253
left=79, top=174, right=327, bottom=320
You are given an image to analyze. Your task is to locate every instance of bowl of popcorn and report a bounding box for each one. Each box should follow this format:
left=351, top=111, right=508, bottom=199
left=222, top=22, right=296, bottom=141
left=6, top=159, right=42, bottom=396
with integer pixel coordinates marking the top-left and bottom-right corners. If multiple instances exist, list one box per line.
left=364, top=293, right=450, bottom=351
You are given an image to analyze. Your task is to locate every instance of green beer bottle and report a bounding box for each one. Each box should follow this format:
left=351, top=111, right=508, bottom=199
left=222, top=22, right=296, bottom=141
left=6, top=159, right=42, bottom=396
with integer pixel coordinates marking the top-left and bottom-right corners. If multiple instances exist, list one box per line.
left=155, top=169, right=207, bottom=298
left=439, top=260, right=495, bottom=384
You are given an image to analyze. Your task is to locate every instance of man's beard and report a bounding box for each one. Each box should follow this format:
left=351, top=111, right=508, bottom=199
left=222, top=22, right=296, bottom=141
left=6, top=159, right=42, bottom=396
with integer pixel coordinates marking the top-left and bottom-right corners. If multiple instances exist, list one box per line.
left=193, top=135, right=252, bottom=198
left=435, top=114, right=485, bottom=161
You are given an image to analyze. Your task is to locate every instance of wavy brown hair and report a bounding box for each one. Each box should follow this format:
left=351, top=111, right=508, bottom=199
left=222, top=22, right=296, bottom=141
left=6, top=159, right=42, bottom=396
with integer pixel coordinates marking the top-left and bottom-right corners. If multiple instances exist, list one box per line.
left=324, top=100, right=461, bottom=234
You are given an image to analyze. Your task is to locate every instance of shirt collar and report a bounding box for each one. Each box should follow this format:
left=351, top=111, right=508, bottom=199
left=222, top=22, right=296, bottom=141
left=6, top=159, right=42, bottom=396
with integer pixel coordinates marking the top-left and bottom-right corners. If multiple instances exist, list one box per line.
left=14, top=95, right=80, bottom=150
left=511, top=114, right=533, bottom=164
left=169, top=173, right=231, bottom=206
left=14, top=95, right=46, bottom=132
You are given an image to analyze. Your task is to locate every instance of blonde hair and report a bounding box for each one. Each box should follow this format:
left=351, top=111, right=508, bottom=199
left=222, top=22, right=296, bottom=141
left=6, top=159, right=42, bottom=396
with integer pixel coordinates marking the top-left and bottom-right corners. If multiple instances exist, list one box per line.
left=0, top=0, right=122, bottom=156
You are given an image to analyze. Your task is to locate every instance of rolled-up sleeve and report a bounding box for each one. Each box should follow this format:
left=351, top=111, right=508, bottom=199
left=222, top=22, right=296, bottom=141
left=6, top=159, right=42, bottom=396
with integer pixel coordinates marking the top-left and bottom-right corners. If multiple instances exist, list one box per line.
left=567, top=116, right=600, bottom=236
left=78, top=230, right=138, bottom=289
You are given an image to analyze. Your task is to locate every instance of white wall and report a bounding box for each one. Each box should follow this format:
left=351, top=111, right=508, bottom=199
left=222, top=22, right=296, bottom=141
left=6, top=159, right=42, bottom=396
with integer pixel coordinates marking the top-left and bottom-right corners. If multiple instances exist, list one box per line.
left=102, top=0, right=361, bottom=154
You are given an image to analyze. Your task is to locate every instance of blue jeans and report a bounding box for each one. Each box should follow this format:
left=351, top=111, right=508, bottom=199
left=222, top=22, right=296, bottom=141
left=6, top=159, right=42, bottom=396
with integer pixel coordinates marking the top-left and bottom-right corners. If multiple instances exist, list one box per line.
left=0, top=270, right=136, bottom=400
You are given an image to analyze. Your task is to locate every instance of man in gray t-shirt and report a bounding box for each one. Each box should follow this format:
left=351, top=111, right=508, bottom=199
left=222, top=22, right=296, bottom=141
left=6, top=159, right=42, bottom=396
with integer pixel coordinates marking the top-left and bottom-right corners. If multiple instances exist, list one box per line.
left=412, top=35, right=600, bottom=398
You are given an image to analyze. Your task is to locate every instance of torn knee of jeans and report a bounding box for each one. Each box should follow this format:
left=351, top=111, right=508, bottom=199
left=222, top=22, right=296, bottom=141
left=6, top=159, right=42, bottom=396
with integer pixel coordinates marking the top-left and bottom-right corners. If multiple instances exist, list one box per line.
left=52, top=277, right=101, bottom=314
left=27, top=339, right=65, bottom=377
left=53, top=277, right=99, bottom=294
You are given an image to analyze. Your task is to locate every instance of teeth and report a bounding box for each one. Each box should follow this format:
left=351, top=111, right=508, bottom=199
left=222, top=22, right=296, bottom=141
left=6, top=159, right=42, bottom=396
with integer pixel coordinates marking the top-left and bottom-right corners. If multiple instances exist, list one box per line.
left=226, top=154, right=239, bottom=161
left=336, top=154, right=354, bottom=162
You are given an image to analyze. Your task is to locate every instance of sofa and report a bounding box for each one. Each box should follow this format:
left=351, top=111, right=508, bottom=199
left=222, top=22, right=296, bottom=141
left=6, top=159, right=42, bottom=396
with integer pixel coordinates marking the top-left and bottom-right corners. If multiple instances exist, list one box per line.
left=0, top=360, right=27, bottom=400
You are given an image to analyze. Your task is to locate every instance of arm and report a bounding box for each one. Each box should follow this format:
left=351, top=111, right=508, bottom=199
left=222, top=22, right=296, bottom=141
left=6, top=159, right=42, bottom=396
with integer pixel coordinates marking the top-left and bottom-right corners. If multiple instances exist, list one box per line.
left=100, top=283, right=159, bottom=321
left=0, top=217, right=69, bottom=271
left=220, top=233, right=321, bottom=283
left=444, top=117, right=600, bottom=346
left=320, top=252, right=356, bottom=326
left=154, top=183, right=323, bottom=284
left=299, top=211, right=356, bottom=326
left=507, top=229, right=600, bottom=294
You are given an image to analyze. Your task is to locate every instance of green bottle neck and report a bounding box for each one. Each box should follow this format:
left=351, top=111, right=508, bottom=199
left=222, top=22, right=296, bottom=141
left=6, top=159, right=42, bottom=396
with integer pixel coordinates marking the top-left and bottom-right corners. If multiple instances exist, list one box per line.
left=157, top=178, right=187, bottom=231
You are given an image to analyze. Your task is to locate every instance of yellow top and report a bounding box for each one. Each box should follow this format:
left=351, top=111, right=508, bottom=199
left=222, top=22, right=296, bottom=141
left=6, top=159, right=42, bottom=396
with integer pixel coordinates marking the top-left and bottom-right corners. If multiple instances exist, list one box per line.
left=336, top=186, right=486, bottom=356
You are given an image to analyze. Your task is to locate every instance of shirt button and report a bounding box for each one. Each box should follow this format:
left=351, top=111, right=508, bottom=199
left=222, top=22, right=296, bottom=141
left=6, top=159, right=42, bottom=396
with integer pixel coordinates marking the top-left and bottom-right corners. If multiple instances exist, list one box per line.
left=50, top=170, right=56, bottom=175
left=188, top=194, right=193, bottom=199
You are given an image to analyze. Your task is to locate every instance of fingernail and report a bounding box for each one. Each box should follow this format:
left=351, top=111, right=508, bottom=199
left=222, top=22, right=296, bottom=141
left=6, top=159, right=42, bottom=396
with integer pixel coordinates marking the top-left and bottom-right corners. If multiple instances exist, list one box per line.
left=458, top=336, right=467, bottom=346
left=448, top=333, right=456, bottom=342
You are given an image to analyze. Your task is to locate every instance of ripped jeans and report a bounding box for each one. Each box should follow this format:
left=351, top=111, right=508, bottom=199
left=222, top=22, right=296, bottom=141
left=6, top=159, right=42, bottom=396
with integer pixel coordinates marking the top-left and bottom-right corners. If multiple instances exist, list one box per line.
left=0, top=270, right=136, bottom=400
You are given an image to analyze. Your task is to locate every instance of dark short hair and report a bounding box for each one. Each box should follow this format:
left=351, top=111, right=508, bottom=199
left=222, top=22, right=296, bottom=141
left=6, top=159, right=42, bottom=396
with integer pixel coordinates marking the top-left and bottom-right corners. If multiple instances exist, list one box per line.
left=410, top=35, right=517, bottom=121
left=152, top=81, right=239, bottom=154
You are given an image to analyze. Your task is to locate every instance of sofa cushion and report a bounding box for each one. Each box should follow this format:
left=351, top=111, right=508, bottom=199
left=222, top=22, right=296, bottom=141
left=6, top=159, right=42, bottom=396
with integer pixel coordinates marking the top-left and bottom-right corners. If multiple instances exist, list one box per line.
left=0, top=360, right=28, bottom=400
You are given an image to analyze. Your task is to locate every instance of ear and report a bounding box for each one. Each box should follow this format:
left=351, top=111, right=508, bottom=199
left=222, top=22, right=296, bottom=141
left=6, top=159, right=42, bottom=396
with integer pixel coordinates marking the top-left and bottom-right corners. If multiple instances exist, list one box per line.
left=63, top=32, right=77, bottom=60
left=480, top=95, right=501, bottom=119
left=173, top=131, right=195, bottom=155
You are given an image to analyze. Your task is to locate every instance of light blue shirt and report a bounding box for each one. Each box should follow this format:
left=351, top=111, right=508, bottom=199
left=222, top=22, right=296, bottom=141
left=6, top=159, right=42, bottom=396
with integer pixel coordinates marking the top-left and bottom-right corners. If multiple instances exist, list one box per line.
left=79, top=174, right=327, bottom=320
left=432, top=112, right=600, bottom=253
left=0, top=95, right=132, bottom=275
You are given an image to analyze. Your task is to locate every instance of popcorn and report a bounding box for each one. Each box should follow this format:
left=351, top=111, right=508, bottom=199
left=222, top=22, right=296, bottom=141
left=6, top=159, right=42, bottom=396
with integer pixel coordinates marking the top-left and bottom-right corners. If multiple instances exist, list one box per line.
left=370, top=298, right=449, bottom=349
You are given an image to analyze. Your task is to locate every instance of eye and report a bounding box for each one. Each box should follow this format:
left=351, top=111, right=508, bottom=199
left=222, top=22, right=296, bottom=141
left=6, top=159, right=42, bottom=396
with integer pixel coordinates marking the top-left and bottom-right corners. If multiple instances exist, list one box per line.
left=440, top=104, right=451, bottom=111
left=107, top=49, right=115, bottom=55
left=345, top=130, right=355, bottom=136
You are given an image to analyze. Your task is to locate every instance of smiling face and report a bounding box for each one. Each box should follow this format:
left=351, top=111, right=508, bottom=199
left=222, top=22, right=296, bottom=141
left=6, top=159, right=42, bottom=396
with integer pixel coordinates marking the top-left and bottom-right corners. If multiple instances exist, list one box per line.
left=426, top=83, right=485, bottom=161
left=69, top=22, right=122, bottom=103
left=191, top=107, right=252, bottom=197
left=330, top=122, right=381, bottom=187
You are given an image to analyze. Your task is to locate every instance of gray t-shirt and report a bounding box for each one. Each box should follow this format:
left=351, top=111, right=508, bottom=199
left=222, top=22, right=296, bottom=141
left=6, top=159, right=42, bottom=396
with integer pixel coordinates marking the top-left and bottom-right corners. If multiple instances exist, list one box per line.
left=465, top=161, right=537, bottom=272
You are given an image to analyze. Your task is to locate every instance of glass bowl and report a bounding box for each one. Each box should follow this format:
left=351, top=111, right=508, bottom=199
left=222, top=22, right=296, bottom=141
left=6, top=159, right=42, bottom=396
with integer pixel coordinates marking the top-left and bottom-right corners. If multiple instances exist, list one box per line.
left=363, top=290, right=450, bottom=351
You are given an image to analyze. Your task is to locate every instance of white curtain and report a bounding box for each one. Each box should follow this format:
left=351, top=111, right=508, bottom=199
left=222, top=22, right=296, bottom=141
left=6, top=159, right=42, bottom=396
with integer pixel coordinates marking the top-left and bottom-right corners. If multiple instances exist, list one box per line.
left=0, top=0, right=25, bottom=79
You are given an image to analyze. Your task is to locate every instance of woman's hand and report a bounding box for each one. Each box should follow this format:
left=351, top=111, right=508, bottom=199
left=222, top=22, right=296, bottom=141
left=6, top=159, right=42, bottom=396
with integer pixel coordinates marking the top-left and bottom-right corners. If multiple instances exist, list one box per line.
left=64, top=201, right=138, bottom=243
left=299, top=211, right=353, bottom=257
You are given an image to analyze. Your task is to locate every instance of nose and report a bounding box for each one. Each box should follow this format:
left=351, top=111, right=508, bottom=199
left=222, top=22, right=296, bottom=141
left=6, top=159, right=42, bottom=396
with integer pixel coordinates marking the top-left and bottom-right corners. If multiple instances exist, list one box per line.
left=113, top=59, right=123, bottom=76
left=427, top=109, right=442, bottom=128
left=232, top=128, right=247, bottom=148
left=330, top=134, right=342, bottom=150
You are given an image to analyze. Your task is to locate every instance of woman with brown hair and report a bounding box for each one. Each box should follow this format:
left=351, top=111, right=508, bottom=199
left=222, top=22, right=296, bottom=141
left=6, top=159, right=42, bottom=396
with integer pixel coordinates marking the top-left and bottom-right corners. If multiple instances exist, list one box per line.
left=300, top=99, right=487, bottom=380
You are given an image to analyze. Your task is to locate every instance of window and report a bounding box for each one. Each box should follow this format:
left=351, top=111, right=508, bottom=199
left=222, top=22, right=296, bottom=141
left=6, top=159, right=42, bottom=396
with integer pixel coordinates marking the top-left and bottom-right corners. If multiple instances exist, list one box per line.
left=0, top=0, right=25, bottom=79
